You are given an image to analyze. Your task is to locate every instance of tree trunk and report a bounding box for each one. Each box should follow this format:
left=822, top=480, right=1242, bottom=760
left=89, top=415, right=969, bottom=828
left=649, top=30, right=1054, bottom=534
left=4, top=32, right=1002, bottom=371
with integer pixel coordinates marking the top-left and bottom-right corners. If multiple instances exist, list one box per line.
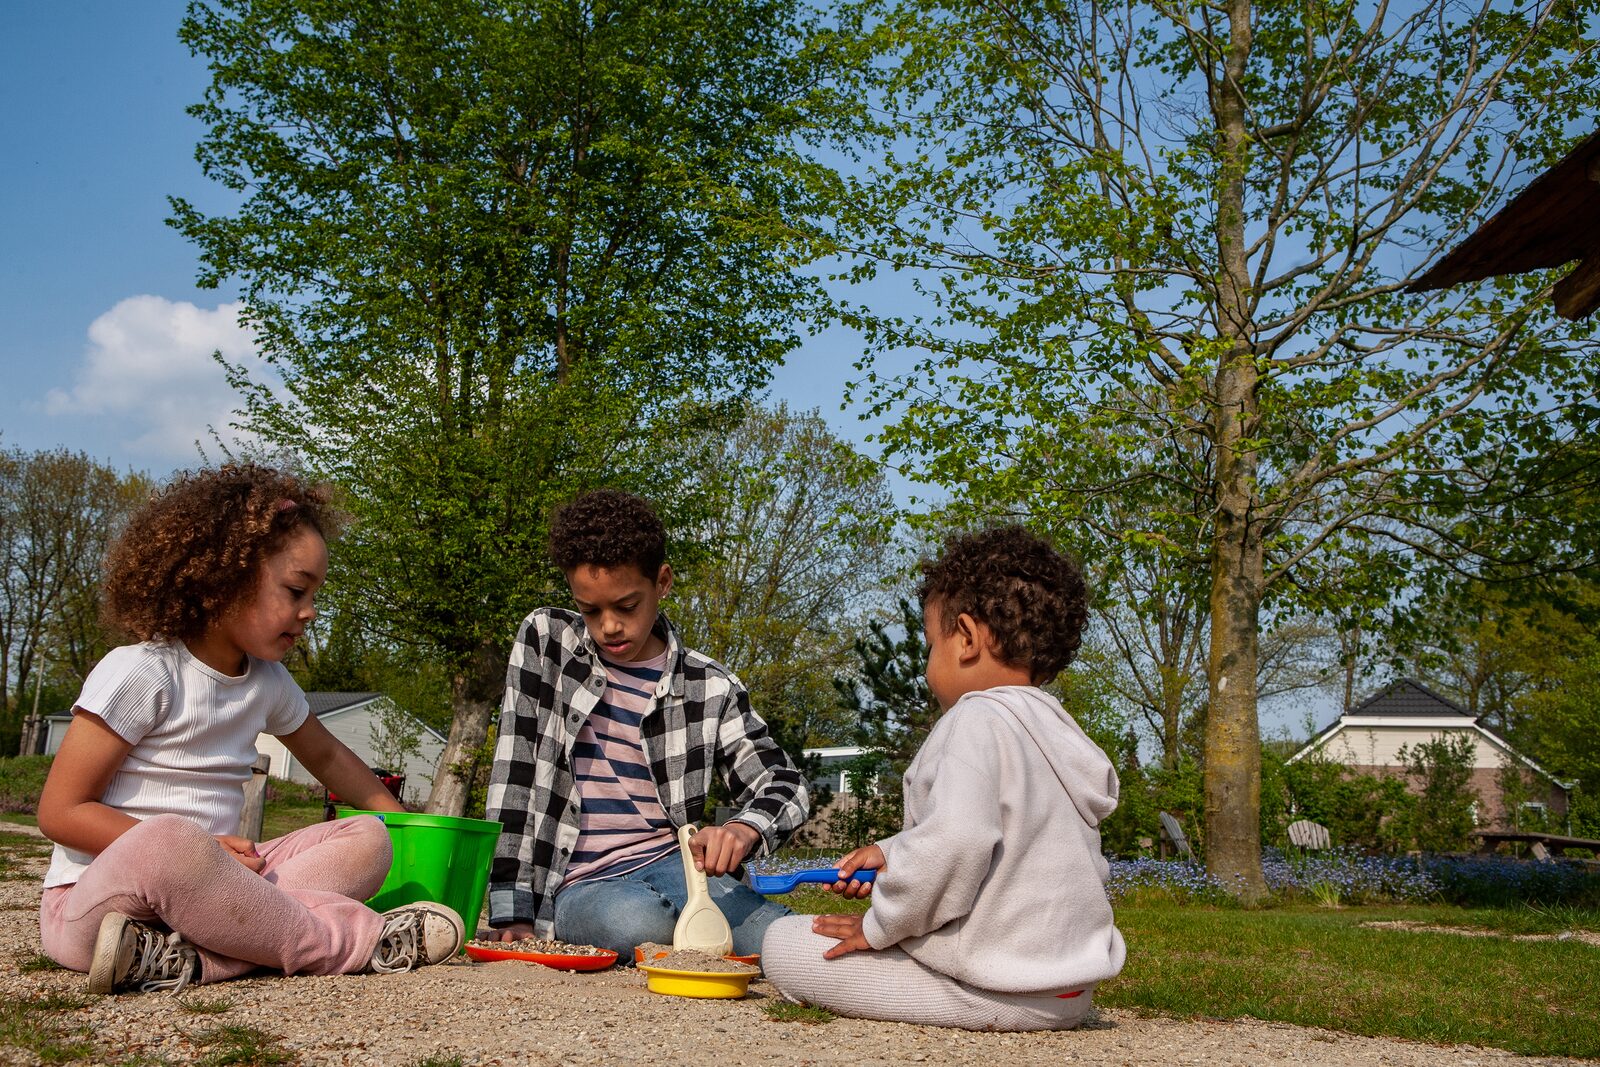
left=1160, top=664, right=1184, bottom=772
left=424, top=639, right=505, bottom=817
left=1203, top=454, right=1267, bottom=899
left=1203, top=0, right=1267, bottom=901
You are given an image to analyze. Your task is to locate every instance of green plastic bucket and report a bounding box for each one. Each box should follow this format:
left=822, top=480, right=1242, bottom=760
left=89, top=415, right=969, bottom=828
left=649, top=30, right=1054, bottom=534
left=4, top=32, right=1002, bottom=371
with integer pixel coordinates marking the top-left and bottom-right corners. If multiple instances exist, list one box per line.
left=339, top=811, right=501, bottom=935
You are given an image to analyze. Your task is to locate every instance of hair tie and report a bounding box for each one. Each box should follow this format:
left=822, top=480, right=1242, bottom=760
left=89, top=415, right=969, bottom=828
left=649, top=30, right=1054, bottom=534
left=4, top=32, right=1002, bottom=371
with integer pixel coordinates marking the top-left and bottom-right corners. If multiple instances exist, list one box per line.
left=277, top=498, right=299, bottom=513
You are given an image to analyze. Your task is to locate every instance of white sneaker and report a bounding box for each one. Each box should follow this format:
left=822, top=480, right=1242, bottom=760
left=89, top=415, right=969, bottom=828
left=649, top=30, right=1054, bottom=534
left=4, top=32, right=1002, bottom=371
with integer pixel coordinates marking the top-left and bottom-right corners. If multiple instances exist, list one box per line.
left=87, top=912, right=199, bottom=994
left=367, top=901, right=464, bottom=973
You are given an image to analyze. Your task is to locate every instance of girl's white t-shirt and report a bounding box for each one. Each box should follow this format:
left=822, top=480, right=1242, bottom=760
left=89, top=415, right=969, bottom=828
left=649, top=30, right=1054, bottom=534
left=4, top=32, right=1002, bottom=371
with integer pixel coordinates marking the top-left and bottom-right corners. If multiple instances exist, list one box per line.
left=43, top=641, right=309, bottom=888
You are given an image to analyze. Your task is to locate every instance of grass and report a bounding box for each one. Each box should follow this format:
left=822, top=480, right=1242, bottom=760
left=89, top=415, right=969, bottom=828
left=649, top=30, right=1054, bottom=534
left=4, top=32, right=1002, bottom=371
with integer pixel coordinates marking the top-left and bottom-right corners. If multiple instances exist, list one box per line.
left=0, top=991, right=93, bottom=1062
left=1099, top=903, right=1600, bottom=1058
left=762, top=1001, right=836, bottom=1024
left=259, top=780, right=331, bottom=842
left=190, top=1025, right=296, bottom=1066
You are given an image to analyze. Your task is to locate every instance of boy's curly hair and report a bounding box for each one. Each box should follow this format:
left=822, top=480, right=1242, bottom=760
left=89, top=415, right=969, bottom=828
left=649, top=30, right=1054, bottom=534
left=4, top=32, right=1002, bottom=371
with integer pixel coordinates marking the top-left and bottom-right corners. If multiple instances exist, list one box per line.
left=549, top=489, right=667, bottom=577
left=102, top=464, right=339, bottom=643
left=918, top=525, right=1089, bottom=683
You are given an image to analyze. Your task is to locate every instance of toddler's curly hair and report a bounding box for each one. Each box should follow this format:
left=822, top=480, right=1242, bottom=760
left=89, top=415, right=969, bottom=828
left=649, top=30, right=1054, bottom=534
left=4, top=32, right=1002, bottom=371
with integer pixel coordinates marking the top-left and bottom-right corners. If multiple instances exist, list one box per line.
left=549, top=489, right=667, bottom=577
left=102, top=464, right=339, bottom=643
left=918, top=525, right=1089, bottom=683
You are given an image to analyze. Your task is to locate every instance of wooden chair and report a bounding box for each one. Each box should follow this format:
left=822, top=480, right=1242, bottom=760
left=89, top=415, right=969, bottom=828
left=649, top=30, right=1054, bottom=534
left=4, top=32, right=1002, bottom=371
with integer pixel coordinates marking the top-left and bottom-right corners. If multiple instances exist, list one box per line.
left=1287, top=819, right=1331, bottom=851
left=1158, top=811, right=1195, bottom=860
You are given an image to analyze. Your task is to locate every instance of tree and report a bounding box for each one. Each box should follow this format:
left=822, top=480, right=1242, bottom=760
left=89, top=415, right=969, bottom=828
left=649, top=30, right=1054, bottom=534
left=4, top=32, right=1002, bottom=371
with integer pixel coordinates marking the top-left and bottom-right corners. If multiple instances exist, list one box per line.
left=837, top=599, right=939, bottom=780
left=1, top=449, right=145, bottom=753
left=173, top=0, right=831, bottom=813
left=670, top=403, right=897, bottom=761
left=1398, top=733, right=1480, bottom=853
left=828, top=0, right=1600, bottom=896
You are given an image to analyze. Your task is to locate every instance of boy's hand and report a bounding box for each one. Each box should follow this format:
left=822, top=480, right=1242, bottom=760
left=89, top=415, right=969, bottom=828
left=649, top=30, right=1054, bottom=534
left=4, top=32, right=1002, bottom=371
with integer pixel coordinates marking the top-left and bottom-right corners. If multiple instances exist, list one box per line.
left=831, top=843, right=885, bottom=899
left=490, top=923, right=535, bottom=942
left=690, top=822, right=760, bottom=877
left=215, top=835, right=264, bottom=874
left=813, top=914, right=874, bottom=959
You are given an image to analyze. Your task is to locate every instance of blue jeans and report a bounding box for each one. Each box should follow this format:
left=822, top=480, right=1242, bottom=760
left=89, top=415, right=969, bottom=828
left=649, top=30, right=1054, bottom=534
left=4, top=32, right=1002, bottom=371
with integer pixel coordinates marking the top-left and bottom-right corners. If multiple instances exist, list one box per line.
left=552, top=851, right=790, bottom=960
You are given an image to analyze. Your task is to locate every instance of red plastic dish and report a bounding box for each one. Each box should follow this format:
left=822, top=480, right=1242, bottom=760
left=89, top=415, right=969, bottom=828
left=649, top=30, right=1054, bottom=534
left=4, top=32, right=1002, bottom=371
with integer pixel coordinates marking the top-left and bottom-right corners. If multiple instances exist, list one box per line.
left=464, top=944, right=619, bottom=971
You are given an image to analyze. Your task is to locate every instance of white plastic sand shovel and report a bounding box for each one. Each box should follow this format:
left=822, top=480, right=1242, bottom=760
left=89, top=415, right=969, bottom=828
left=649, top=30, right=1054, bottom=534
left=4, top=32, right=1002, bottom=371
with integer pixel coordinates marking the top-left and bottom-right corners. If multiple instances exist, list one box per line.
left=672, top=824, right=733, bottom=956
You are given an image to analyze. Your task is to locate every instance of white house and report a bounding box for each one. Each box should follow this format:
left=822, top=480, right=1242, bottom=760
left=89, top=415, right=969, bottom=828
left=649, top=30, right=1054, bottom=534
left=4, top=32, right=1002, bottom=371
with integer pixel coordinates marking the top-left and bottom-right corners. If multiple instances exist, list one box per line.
left=251, top=692, right=446, bottom=806
left=803, top=745, right=875, bottom=796
left=1288, top=677, right=1571, bottom=829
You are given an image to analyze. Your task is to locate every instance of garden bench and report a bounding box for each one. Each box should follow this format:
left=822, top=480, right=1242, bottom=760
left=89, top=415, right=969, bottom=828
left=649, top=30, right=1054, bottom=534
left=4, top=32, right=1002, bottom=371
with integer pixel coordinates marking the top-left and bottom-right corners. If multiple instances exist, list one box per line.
left=1158, top=811, right=1195, bottom=860
left=1471, top=830, right=1600, bottom=859
left=1287, top=819, right=1331, bottom=850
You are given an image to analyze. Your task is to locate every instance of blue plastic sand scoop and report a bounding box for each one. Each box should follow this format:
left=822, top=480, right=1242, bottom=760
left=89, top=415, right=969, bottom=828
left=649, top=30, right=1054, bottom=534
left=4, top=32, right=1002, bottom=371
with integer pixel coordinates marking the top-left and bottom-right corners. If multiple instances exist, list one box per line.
left=748, top=868, right=878, bottom=894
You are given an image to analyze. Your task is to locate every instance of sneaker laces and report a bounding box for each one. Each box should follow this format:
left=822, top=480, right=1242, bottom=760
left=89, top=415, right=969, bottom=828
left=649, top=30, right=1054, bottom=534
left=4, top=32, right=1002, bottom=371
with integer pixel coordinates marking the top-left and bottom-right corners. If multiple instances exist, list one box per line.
left=125, top=926, right=197, bottom=994
left=370, top=911, right=423, bottom=974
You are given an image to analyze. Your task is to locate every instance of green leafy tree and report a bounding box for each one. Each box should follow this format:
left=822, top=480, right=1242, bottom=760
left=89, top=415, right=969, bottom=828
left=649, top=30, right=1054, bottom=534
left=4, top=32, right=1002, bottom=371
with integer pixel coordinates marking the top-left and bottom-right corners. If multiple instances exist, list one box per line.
left=1517, top=639, right=1600, bottom=836
left=826, top=0, right=1600, bottom=896
left=835, top=598, right=939, bottom=784
left=1399, top=733, right=1480, bottom=853
left=669, top=403, right=898, bottom=761
left=172, top=0, right=830, bottom=813
left=1, top=449, right=146, bottom=754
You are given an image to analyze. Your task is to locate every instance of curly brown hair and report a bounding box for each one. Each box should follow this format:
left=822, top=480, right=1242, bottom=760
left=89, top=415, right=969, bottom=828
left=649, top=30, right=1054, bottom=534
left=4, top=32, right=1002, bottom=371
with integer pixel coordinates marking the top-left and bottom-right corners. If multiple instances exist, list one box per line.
left=548, top=489, right=667, bottom=577
left=918, top=525, right=1089, bottom=683
left=102, top=464, right=340, bottom=643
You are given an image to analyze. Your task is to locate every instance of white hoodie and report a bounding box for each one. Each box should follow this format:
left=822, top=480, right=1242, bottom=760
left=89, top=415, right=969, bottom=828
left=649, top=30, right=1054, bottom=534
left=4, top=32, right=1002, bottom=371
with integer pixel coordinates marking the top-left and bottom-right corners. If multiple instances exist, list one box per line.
left=860, top=685, right=1127, bottom=993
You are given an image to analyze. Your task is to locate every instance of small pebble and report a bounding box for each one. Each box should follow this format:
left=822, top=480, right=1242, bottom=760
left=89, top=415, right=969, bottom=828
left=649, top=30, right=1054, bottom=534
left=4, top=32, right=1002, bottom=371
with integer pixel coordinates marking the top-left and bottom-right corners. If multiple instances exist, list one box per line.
left=643, top=949, right=758, bottom=973
left=466, top=937, right=611, bottom=956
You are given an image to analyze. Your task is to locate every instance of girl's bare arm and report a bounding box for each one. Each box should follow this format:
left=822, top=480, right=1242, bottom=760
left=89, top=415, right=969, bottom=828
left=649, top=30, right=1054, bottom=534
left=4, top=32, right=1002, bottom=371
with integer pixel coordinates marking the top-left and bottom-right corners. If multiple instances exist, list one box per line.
left=36, top=711, right=138, bottom=854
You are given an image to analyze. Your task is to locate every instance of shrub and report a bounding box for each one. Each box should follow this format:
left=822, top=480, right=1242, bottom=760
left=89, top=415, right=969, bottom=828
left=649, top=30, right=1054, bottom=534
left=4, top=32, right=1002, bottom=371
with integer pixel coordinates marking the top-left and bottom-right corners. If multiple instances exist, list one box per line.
left=0, top=755, right=52, bottom=814
left=1419, top=854, right=1600, bottom=909
left=1399, top=734, right=1480, bottom=853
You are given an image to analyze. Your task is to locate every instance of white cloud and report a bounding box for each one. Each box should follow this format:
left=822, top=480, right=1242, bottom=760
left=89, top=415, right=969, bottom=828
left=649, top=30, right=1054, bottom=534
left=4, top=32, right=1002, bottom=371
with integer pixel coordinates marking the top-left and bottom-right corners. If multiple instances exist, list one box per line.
left=44, top=296, right=270, bottom=462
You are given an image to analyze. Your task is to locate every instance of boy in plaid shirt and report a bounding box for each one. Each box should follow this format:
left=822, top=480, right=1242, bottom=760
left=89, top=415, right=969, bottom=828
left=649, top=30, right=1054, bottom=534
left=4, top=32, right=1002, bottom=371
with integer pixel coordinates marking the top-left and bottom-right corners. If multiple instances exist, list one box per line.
left=484, top=490, right=809, bottom=957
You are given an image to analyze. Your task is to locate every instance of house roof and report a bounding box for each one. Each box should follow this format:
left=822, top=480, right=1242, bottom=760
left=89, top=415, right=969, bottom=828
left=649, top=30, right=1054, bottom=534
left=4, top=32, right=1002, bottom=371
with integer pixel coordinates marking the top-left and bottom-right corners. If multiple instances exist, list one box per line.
left=306, top=692, right=382, bottom=717
left=1348, top=678, right=1473, bottom=720
left=1408, top=129, right=1600, bottom=320
left=1291, top=676, right=1572, bottom=790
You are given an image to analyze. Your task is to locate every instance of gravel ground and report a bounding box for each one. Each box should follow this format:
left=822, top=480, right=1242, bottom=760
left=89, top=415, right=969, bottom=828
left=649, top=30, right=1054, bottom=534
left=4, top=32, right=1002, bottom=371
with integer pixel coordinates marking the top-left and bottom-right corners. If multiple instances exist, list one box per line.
left=0, top=824, right=1584, bottom=1067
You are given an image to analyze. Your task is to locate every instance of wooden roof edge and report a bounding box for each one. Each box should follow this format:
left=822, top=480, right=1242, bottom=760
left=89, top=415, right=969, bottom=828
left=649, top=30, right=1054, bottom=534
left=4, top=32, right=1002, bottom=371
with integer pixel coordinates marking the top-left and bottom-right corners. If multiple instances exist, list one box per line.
left=1408, top=129, right=1600, bottom=294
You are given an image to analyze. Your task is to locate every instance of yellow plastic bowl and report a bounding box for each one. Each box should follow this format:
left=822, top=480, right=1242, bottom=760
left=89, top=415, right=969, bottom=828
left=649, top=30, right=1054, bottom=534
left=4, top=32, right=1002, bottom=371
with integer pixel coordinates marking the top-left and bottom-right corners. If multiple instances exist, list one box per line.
left=638, top=964, right=756, bottom=999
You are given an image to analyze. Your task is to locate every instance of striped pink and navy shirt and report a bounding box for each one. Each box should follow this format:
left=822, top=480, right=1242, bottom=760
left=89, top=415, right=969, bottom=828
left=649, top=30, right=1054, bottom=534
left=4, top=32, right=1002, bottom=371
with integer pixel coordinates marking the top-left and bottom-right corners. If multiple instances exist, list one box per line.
left=557, top=649, right=677, bottom=891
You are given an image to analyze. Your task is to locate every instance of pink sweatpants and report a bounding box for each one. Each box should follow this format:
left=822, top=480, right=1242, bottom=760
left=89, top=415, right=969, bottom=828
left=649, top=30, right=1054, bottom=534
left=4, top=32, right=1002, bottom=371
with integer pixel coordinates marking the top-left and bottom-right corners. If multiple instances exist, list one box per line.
left=40, top=813, right=391, bottom=984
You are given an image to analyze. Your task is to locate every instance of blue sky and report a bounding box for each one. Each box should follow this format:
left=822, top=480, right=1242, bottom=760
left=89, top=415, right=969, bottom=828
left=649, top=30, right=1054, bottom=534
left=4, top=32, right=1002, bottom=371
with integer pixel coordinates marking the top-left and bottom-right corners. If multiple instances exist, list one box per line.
left=0, top=3, right=879, bottom=478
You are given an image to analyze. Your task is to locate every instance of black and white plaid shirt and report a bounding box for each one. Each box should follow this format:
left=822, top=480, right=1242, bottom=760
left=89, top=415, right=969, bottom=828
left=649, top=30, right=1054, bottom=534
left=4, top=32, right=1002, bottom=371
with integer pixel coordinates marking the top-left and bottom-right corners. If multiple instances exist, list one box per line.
left=485, top=608, right=810, bottom=933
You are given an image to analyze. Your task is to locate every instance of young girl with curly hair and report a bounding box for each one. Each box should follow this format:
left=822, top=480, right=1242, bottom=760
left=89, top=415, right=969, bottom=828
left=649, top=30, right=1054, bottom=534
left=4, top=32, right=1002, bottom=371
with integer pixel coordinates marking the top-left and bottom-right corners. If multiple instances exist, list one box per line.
left=761, top=525, right=1126, bottom=1031
left=36, top=465, right=463, bottom=995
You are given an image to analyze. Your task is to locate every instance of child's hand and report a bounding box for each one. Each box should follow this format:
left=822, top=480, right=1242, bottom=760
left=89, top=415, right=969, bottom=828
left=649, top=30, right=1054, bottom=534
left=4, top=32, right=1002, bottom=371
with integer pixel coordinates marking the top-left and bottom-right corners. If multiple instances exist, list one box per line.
left=215, top=835, right=265, bottom=874
left=689, top=823, right=759, bottom=877
left=831, top=843, right=885, bottom=899
left=490, top=923, right=535, bottom=942
left=813, top=914, right=874, bottom=959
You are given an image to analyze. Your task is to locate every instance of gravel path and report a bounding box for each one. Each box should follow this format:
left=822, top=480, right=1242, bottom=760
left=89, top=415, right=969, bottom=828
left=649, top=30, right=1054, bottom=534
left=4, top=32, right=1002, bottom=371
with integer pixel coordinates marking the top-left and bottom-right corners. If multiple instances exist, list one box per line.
left=0, top=825, right=1583, bottom=1066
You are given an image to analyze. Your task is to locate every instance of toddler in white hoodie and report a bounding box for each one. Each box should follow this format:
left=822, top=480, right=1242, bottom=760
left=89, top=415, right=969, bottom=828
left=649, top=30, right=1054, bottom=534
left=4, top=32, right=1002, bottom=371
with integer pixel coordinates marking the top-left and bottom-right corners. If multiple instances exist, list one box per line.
left=762, top=526, right=1126, bottom=1031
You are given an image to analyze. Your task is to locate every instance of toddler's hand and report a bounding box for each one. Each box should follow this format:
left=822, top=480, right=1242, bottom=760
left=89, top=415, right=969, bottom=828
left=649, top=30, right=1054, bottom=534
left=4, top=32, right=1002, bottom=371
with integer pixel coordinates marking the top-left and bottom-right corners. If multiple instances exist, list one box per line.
left=831, top=843, right=885, bottom=898
left=813, top=913, right=873, bottom=959
left=215, top=834, right=265, bottom=874
left=690, top=823, right=759, bottom=877
left=491, top=923, right=535, bottom=943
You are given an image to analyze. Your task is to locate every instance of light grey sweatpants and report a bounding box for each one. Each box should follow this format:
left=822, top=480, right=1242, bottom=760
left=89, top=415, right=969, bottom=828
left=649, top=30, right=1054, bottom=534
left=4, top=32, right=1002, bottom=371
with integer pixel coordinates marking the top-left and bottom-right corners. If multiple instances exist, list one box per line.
left=761, top=915, right=1095, bottom=1032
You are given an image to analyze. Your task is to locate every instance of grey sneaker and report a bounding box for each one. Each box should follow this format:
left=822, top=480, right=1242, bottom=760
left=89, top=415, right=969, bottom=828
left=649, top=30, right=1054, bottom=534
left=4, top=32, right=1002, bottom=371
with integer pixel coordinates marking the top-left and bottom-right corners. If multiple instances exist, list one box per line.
left=87, top=912, right=199, bottom=994
left=367, top=901, right=464, bottom=973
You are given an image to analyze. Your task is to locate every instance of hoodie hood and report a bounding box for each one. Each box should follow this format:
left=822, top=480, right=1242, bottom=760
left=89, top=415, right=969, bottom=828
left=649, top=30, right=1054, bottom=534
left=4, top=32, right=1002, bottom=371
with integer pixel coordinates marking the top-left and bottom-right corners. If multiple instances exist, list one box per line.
left=977, top=685, right=1120, bottom=827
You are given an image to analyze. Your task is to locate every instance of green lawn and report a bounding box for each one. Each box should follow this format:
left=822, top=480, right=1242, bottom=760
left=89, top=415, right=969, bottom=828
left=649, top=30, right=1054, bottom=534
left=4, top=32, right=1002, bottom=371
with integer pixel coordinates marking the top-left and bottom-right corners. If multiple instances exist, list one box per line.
left=783, top=891, right=1599, bottom=1057
left=1100, top=904, right=1598, bottom=1058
